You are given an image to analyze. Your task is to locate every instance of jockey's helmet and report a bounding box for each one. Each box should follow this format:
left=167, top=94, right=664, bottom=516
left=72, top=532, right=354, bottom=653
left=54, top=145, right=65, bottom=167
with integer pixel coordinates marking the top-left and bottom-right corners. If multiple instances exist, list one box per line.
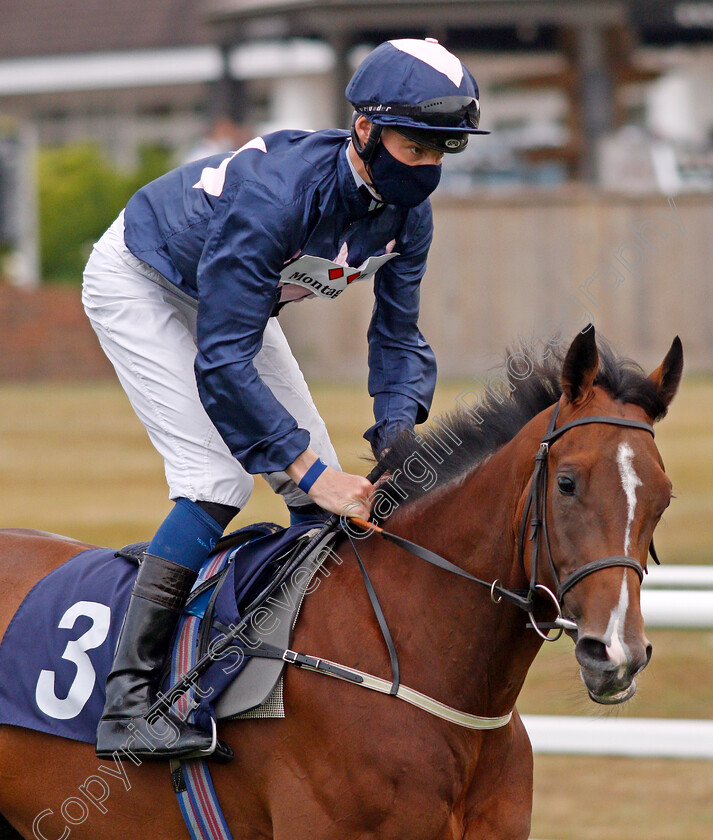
left=346, top=38, right=489, bottom=162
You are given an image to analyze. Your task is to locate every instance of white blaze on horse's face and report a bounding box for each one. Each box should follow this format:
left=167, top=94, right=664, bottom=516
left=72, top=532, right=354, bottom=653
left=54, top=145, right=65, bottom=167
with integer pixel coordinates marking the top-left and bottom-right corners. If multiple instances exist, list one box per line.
left=598, top=443, right=640, bottom=673
left=603, top=575, right=630, bottom=672
left=616, top=441, right=642, bottom=555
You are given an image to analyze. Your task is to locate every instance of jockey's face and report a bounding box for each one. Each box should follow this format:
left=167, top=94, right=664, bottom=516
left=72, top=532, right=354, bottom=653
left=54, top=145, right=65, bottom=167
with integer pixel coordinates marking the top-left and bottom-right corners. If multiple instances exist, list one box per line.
left=351, top=115, right=444, bottom=169
left=349, top=114, right=444, bottom=207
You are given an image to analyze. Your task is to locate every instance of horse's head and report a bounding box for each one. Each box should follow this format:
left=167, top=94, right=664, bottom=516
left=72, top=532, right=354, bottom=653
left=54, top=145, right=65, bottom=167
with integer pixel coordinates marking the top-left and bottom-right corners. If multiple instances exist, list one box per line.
left=525, top=327, right=683, bottom=705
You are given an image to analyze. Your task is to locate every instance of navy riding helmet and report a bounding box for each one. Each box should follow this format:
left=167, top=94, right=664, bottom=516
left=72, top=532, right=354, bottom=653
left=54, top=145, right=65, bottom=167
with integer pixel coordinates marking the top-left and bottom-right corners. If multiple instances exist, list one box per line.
left=346, top=38, right=489, bottom=162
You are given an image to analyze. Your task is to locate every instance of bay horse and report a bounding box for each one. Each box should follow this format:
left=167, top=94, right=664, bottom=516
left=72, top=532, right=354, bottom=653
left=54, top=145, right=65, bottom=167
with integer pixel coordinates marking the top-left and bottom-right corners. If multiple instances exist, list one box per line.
left=0, top=327, right=682, bottom=840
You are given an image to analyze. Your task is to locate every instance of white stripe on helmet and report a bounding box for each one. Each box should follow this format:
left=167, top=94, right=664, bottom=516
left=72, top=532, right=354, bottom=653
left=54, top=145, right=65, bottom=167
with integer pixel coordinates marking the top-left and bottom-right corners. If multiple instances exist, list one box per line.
left=389, top=39, right=464, bottom=86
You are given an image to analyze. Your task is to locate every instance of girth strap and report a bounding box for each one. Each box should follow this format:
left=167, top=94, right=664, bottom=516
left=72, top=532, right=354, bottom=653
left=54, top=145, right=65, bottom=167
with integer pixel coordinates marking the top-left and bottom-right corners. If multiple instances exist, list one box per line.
left=169, top=550, right=235, bottom=840
left=229, top=641, right=513, bottom=731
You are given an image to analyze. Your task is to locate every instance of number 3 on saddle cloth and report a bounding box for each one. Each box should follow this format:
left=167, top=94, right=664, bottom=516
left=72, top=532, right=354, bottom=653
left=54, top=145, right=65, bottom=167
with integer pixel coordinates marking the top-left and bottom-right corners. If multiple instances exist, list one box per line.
left=0, top=520, right=332, bottom=744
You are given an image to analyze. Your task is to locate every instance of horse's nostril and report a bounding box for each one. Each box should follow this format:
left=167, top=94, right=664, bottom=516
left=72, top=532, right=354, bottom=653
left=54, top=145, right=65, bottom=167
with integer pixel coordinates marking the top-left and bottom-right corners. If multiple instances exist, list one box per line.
left=575, top=636, right=610, bottom=669
left=576, top=636, right=651, bottom=677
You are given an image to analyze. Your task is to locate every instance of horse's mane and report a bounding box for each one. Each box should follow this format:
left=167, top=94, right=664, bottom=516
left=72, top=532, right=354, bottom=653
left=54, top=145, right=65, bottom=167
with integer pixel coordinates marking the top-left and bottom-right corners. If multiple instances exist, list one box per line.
left=375, top=337, right=668, bottom=507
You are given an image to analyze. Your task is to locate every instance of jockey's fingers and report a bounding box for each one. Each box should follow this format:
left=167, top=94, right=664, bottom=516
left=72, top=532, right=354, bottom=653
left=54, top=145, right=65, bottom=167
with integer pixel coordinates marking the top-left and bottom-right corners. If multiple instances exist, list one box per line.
left=347, top=476, right=375, bottom=499
left=307, top=469, right=374, bottom=517
left=343, top=495, right=373, bottom=519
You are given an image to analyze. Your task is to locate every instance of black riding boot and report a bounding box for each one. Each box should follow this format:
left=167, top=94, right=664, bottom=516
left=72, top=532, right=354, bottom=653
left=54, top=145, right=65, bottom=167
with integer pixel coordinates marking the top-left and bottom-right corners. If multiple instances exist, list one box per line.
left=96, top=553, right=216, bottom=760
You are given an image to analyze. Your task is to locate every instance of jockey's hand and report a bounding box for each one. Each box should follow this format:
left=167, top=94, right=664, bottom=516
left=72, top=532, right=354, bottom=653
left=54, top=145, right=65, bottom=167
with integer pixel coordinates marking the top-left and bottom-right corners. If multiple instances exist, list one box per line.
left=309, top=466, right=374, bottom=520
left=287, top=449, right=373, bottom=520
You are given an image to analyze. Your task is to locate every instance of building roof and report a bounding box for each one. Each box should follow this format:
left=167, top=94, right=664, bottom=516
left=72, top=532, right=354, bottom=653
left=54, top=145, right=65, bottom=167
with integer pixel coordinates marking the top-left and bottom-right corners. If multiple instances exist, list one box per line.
left=205, top=0, right=635, bottom=47
left=0, top=0, right=213, bottom=59
left=206, top=0, right=630, bottom=26
left=208, top=0, right=539, bottom=12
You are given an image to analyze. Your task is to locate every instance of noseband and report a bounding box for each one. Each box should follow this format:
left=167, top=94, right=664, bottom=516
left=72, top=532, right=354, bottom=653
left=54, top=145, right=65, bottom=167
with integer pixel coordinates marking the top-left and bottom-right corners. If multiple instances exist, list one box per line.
left=517, top=402, right=657, bottom=640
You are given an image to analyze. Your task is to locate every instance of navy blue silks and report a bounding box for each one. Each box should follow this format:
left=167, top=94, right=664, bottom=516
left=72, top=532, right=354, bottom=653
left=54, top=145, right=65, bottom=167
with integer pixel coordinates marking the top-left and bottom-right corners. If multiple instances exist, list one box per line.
left=123, top=130, right=437, bottom=469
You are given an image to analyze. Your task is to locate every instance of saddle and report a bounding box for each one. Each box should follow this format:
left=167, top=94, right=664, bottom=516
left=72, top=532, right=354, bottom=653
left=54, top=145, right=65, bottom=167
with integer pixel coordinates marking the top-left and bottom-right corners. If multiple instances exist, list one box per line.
left=121, top=521, right=339, bottom=724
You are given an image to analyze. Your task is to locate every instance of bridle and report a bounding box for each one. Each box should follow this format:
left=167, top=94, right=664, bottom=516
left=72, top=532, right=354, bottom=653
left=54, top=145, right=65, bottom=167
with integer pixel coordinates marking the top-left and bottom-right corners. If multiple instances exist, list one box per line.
left=515, top=401, right=657, bottom=640
left=348, top=400, right=659, bottom=648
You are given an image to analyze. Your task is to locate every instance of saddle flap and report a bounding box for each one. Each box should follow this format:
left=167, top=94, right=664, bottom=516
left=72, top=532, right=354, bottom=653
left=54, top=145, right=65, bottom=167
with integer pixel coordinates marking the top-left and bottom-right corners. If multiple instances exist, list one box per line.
left=209, top=530, right=336, bottom=719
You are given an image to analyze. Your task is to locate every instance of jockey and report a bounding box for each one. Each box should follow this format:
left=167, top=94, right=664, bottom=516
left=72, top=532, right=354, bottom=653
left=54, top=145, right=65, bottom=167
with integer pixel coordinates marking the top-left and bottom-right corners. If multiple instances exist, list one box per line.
left=83, top=38, right=487, bottom=760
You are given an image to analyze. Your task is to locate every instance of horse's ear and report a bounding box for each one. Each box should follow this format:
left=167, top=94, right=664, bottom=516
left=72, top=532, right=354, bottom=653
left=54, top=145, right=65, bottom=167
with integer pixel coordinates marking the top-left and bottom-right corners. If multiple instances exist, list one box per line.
left=648, top=336, right=683, bottom=410
left=561, top=325, right=599, bottom=404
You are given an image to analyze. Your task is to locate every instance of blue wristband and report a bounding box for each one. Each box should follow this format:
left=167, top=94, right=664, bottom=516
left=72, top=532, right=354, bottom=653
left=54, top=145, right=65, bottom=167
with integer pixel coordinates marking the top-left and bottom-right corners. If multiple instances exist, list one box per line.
left=297, top=459, right=328, bottom=494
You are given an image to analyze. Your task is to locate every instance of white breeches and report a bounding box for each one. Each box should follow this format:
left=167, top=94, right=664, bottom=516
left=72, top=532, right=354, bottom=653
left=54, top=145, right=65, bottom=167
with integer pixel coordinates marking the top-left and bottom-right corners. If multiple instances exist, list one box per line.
left=81, top=212, right=340, bottom=509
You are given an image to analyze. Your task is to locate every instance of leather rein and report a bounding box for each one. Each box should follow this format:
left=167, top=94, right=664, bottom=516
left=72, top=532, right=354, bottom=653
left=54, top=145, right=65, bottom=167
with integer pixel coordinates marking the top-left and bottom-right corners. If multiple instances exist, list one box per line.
left=352, top=400, right=659, bottom=644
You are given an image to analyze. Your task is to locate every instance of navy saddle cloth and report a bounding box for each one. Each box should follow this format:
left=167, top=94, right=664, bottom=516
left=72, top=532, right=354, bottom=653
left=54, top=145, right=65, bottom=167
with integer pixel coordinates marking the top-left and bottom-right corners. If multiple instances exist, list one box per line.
left=0, top=521, right=324, bottom=744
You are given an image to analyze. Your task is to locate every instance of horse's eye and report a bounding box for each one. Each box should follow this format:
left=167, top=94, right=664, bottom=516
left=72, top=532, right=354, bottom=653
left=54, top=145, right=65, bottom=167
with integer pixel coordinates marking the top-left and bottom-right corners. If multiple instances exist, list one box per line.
left=557, top=476, right=577, bottom=496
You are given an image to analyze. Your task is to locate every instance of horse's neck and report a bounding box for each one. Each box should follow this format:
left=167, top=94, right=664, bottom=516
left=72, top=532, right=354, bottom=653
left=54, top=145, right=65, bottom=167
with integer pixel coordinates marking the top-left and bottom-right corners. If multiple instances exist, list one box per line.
left=362, top=436, right=542, bottom=718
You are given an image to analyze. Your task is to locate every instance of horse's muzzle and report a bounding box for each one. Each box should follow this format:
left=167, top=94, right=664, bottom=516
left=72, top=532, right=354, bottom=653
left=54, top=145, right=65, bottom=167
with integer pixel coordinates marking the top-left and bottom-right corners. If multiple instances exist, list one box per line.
left=575, top=633, right=653, bottom=705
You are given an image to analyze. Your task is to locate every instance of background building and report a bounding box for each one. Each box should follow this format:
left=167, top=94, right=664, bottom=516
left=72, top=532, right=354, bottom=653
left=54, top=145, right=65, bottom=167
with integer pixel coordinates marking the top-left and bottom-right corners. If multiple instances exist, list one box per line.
left=2, top=1, right=713, bottom=183
left=1, top=0, right=712, bottom=368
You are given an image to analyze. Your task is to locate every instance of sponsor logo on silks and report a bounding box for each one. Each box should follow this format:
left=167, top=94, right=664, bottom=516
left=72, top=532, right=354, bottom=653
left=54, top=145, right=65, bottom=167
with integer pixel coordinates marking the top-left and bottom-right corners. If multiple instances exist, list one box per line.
left=278, top=251, right=400, bottom=301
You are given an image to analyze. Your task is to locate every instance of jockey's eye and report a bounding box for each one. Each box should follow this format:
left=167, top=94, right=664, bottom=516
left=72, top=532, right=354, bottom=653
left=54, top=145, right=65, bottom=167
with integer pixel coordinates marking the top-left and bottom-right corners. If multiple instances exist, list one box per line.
left=557, top=475, right=577, bottom=496
left=409, top=145, right=443, bottom=164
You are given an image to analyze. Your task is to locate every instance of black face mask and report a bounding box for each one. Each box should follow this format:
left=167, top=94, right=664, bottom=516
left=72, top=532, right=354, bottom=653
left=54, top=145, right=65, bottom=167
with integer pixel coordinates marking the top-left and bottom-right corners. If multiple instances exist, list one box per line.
left=368, top=140, right=442, bottom=208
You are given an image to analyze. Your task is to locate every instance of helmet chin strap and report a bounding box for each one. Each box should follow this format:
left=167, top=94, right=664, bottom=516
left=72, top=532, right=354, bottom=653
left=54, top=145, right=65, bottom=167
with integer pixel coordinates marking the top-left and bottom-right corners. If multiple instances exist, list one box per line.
left=350, top=112, right=384, bottom=197
left=350, top=112, right=382, bottom=166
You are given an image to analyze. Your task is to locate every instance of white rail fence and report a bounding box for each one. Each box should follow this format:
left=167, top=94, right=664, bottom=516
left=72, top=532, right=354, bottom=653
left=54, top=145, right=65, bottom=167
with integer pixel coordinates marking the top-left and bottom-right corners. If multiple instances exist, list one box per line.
left=523, top=716, right=713, bottom=760
left=525, top=565, right=713, bottom=761
left=640, top=563, right=713, bottom=628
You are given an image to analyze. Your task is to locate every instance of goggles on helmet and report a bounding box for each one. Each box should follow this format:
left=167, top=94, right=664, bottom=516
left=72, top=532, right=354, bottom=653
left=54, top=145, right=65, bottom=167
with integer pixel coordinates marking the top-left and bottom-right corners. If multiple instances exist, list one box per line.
left=353, top=95, right=481, bottom=131
left=350, top=112, right=468, bottom=162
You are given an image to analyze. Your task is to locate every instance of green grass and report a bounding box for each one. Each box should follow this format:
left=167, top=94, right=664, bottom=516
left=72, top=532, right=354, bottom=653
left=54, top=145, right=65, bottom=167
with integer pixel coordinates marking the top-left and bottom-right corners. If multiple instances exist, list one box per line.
left=532, top=755, right=713, bottom=840
left=1, top=377, right=710, bottom=559
left=0, top=377, right=711, bottom=839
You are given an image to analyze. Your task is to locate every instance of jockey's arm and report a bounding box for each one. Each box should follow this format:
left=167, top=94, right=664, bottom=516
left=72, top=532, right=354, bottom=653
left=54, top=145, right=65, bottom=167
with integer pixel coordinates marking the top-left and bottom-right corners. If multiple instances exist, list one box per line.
left=194, top=180, right=310, bottom=475
left=364, top=202, right=437, bottom=458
